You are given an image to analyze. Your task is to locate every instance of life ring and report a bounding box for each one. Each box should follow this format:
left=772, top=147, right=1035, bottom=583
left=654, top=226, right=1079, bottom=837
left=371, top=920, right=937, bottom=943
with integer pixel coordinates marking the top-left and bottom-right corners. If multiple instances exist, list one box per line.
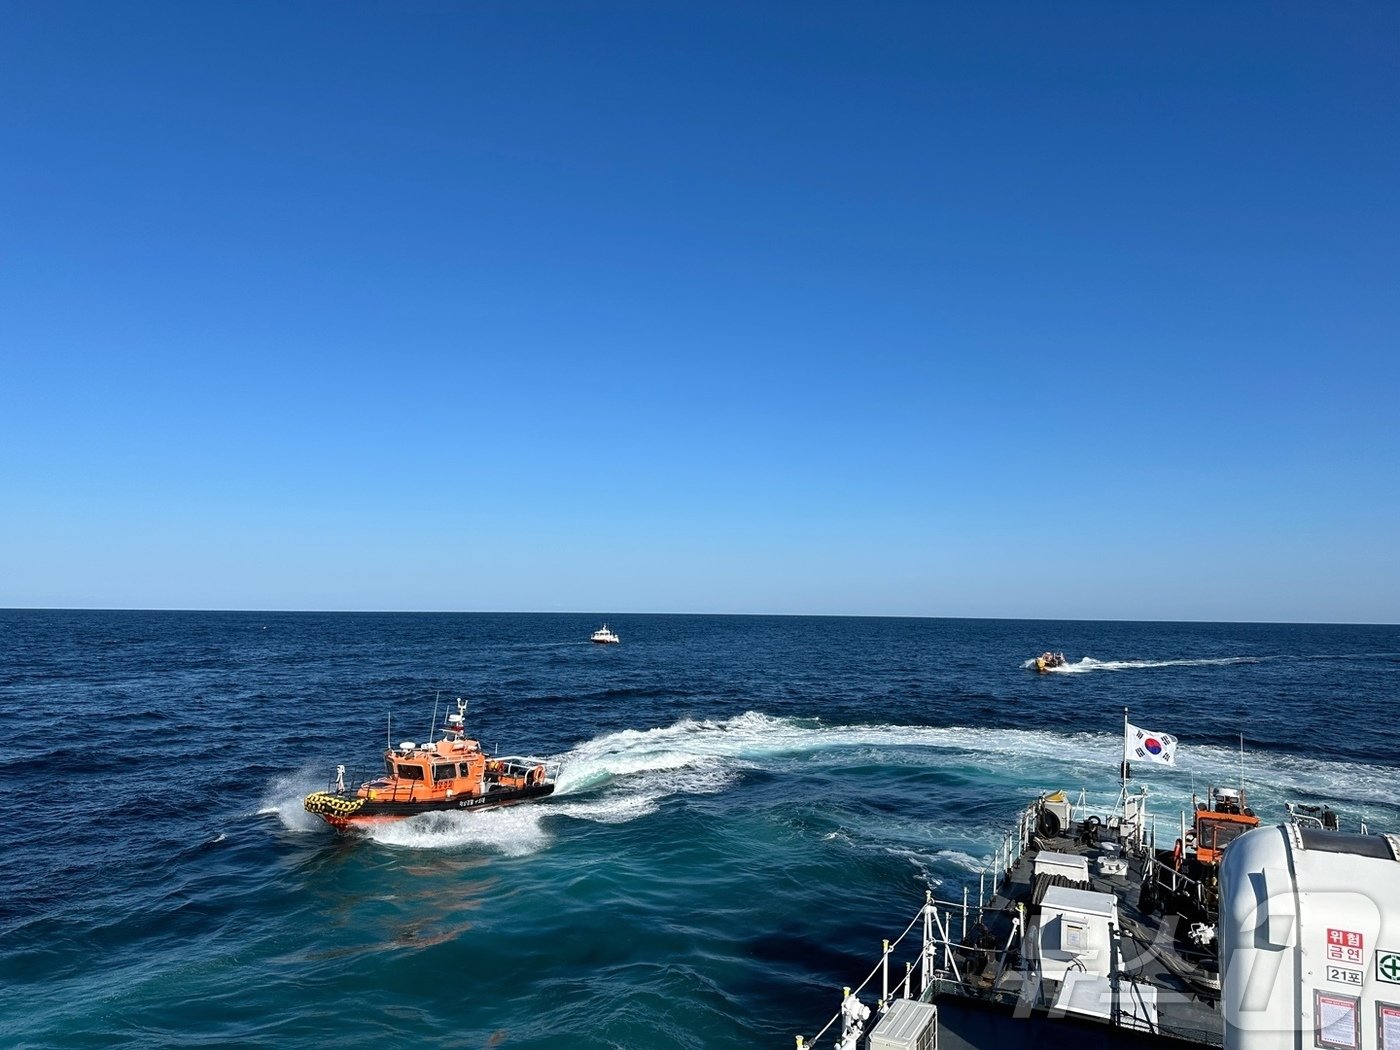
left=1172, top=838, right=1184, bottom=871
left=527, top=766, right=542, bottom=786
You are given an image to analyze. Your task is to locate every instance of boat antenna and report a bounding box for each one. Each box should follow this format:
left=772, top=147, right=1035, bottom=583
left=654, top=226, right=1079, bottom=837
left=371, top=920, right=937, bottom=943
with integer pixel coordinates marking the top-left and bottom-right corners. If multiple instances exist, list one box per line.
left=1239, top=731, right=1245, bottom=798
left=387, top=710, right=392, bottom=751
left=429, top=691, right=441, bottom=743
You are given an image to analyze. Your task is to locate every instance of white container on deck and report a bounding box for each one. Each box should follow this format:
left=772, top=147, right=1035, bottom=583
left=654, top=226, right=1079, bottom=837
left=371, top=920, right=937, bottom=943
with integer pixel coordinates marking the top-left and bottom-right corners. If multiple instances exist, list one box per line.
left=1029, top=885, right=1119, bottom=983
left=866, top=998, right=937, bottom=1050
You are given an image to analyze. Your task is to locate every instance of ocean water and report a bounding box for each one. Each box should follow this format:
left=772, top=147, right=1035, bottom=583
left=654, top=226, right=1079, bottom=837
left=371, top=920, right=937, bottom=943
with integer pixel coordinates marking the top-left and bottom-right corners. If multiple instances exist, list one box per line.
left=2, top=611, right=1398, bottom=1049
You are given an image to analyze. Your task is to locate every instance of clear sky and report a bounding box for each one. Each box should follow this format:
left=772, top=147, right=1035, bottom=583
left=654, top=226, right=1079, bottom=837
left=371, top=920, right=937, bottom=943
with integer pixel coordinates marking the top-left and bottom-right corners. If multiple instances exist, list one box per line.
left=2, top=2, right=1397, bottom=621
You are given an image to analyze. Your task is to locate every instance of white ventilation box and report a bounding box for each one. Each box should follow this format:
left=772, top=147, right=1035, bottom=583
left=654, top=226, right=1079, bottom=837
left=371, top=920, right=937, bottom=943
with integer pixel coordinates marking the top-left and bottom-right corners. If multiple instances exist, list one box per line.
left=1030, top=885, right=1119, bottom=981
left=1033, top=851, right=1091, bottom=883
left=867, top=999, right=937, bottom=1050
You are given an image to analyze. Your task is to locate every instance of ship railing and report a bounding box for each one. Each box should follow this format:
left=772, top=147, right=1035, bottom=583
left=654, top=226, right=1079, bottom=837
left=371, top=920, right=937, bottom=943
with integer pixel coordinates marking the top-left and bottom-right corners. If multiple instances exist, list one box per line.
left=489, top=755, right=563, bottom=782
left=983, top=799, right=1041, bottom=895
left=796, top=888, right=996, bottom=1049
left=795, top=889, right=1226, bottom=1049
left=1143, top=850, right=1211, bottom=902
left=322, top=768, right=434, bottom=803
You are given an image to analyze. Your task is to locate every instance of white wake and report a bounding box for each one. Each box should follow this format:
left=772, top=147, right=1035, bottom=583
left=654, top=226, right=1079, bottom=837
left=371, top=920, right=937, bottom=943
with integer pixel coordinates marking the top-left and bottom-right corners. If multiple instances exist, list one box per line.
left=262, top=711, right=1397, bottom=855
left=1023, top=655, right=1271, bottom=673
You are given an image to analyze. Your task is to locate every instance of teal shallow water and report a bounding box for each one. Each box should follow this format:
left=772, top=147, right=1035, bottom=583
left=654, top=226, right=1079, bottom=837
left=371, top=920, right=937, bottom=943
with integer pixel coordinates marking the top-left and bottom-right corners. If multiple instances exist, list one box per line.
left=2, top=612, right=1398, bottom=1047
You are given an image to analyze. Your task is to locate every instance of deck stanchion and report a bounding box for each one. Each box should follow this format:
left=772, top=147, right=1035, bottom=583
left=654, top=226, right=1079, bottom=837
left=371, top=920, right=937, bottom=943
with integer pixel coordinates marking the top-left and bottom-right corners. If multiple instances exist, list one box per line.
left=904, top=960, right=913, bottom=999
left=922, top=889, right=934, bottom=996
left=962, top=887, right=968, bottom=941
left=942, top=909, right=951, bottom=972
left=882, top=939, right=890, bottom=1004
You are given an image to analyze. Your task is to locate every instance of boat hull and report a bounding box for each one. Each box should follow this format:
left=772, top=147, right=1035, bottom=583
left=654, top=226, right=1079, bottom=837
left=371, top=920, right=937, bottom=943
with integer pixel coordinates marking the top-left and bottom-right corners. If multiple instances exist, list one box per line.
left=305, top=783, right=555, bottom=831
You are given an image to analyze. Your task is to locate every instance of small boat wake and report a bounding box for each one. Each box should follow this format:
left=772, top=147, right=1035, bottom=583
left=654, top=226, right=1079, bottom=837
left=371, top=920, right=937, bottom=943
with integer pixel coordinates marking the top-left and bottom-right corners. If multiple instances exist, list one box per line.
left=1022, top=655, right=1272, bottom=674
left=1022, top=651, right=1400, bottom=674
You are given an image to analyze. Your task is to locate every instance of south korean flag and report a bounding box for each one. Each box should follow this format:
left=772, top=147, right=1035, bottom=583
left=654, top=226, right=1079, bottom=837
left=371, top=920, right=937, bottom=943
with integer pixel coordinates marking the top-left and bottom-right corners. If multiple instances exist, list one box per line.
left=1125, top=721, right=1178, bottom=766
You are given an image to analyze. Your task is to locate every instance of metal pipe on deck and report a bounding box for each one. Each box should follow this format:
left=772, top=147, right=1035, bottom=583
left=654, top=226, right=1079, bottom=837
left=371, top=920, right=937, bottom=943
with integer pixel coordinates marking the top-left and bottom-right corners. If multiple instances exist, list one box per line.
left=1109, top=923, right=1121, bottom=1029
left=933, top=907, right=962, bottom=984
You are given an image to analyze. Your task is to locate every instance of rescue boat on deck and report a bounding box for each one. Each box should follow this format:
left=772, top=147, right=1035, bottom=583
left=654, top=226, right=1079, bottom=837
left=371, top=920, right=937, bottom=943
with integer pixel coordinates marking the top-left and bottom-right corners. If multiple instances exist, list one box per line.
left=304, top=698, right=556, bottom=831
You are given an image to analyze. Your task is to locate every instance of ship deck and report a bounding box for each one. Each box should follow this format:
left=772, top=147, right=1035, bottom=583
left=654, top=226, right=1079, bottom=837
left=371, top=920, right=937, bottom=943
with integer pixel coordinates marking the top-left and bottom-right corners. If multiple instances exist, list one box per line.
left=937, top=821, right=1223, bottom=1048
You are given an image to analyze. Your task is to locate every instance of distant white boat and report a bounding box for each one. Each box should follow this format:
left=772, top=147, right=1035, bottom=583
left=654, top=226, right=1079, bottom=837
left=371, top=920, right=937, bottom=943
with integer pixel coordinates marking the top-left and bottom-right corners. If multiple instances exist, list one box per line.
left=590, top=624, right=620, bottom=645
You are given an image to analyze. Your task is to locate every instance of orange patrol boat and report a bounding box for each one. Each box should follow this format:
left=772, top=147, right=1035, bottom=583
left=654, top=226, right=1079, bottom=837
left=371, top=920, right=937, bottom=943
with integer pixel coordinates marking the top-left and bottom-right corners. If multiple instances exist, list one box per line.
left=1148, top=784, right=1261, bottom=926
left=303, top=698, right=556, bottom=831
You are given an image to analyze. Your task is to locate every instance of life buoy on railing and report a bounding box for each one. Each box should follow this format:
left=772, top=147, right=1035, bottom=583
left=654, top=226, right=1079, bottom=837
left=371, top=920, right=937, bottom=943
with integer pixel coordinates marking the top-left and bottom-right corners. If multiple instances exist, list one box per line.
left=1172, top=838, right=1184, bottom=871
left=527, top=766, right=542, bottom=786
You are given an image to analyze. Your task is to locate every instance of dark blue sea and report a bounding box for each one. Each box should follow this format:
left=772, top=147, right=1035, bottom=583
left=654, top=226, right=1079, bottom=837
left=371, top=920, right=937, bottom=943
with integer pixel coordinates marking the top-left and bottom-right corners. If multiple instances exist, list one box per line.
left=2, top=612, right=1398, bottom=1048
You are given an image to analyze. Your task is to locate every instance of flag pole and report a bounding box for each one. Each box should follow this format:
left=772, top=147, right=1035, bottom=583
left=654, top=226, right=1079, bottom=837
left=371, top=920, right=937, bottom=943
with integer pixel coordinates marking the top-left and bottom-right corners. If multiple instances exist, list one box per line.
left=1114, top=707, right=1130, bottom=822
left=1121, top=707, right=1129, bottom=786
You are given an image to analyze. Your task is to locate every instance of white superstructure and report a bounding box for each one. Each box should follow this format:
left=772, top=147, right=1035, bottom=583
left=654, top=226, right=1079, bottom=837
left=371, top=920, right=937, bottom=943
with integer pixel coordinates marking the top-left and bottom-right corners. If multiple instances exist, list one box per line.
left=1219, top=824, right=1400, bottom=1050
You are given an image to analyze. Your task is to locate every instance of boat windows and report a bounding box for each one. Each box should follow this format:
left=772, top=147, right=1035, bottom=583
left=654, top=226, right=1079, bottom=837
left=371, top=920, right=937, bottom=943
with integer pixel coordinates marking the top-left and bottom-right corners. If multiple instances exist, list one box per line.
left=1197, top=817, right=1250, bottom=852
left=459, top=762, right=473, bottom=777
left=395, top=764, right=424, bottom=780
left=432, top=764, right=456, bottom=783
left=384, top=757, right=396, bottom=776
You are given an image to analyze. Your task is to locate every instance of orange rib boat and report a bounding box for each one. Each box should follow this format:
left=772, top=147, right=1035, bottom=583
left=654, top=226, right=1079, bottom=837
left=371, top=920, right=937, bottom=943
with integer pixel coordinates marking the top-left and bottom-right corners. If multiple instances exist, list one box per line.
left=304, top=698, right=556, bottom=831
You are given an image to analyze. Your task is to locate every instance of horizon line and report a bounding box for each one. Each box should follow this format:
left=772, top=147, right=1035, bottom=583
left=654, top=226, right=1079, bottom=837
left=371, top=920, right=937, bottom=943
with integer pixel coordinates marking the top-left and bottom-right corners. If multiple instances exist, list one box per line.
left=3, top=607, right=1397, bottom=628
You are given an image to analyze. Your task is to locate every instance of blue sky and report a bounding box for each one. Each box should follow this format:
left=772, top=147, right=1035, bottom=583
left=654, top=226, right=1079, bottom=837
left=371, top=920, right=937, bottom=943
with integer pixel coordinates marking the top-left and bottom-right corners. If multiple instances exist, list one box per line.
left=2, top=2, right=1397, bottom=620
